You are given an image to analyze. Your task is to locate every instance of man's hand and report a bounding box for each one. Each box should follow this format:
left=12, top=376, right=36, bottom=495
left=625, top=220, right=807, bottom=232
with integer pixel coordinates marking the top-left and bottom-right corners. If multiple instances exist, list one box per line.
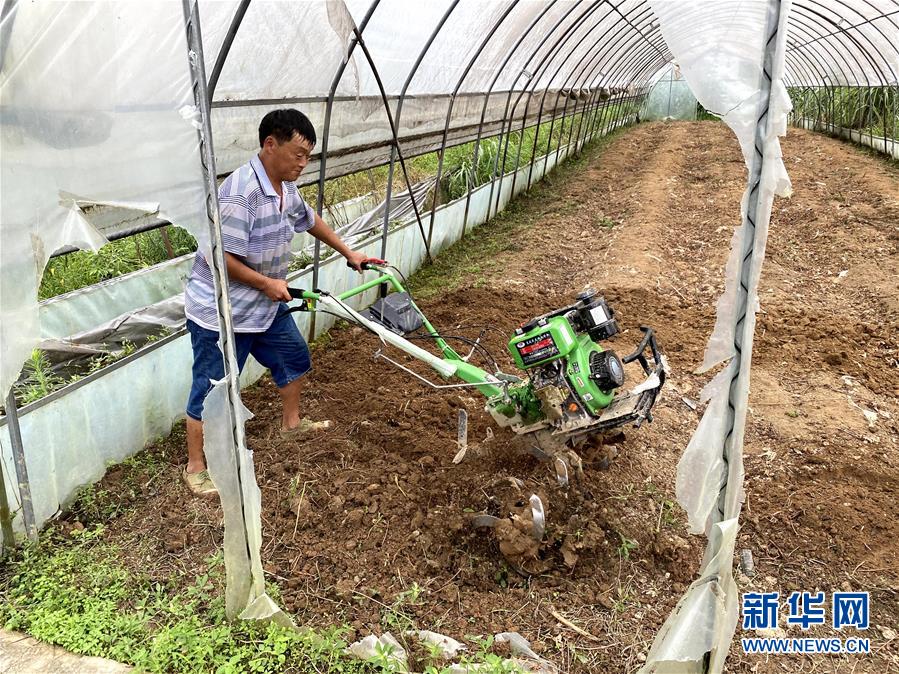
left=261, top=277, right=291, bottom=302
left=345, top=250, right=373, bottom=273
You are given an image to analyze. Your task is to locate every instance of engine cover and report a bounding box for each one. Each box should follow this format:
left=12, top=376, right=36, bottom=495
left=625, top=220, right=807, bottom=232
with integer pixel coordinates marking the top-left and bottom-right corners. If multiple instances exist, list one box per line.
left=589, top=349, right=625, bottom=390
left=563, top=334, right=617, bottom=413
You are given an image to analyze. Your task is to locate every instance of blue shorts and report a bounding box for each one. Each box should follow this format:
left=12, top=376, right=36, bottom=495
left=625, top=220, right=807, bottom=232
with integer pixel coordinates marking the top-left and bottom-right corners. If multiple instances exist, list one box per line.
left=186, top=302, right=311, bottom=421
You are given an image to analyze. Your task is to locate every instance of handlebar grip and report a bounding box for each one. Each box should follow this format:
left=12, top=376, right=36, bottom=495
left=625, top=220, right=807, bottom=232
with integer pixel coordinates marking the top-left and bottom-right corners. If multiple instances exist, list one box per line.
left=346, top=261, right=372, bottom=271
left=287, top=287, right=306, bottom=299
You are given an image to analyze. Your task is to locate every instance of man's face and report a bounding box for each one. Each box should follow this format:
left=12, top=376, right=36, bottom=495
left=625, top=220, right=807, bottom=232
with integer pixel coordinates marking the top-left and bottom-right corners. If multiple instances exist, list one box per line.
left=262, top=132, right=313, bottom=183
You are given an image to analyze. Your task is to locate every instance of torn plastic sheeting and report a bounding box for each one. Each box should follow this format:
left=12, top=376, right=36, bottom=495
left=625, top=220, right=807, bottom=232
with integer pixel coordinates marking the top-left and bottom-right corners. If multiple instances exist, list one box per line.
left=674, top=363, right=735, bottom=535
left=1, top=200, right=108, bottom=404
left=649, top=0, right=794, bottom=373
left=34, top=295, right=186, bottom=379
left=640, top=518, right=740, bottom=673
left=1, top=2, right=210, bottom=402
left=201, top=379, right=292, bottom=627
left=40, top=295, right=184, bottom=352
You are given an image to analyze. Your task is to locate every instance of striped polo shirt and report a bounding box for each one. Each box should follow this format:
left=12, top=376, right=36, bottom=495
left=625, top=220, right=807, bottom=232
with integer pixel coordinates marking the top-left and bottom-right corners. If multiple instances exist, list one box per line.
left=184, top=154, right=315, bottom=333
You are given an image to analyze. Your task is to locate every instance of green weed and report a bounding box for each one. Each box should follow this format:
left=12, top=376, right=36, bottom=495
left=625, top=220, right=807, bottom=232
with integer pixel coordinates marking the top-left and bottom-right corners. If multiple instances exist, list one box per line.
left=592, top=214, right=617, bottom=229
left=39, top=226, right=197, bottom=300
left=0, top=534, right=366, bottom=674
left=616, top=532, right=638, bottom=560
left=18, top=350, right=62, bottom=405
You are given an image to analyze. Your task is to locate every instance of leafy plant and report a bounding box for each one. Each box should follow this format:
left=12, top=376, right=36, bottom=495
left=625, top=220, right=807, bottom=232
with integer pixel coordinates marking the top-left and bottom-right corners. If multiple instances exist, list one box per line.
left=0, top=534, right=367, bottom=674
left=616, top=532, right=638, bottom=560
left=39, top=227, right=197, bottom=300
left=19, top=350, right=62, bottom=404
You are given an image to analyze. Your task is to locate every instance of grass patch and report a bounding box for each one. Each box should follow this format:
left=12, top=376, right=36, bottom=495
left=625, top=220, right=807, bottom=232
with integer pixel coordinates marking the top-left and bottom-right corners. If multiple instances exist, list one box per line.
left=0, top=522, right=527, bottom=673
left=40, top=226, right=197, bottom=301
left=0, top=527, right=367, bottom=674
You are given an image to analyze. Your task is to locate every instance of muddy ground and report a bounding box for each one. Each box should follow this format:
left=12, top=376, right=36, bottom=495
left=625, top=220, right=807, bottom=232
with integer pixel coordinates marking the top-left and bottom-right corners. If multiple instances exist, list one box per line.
left=66, top=121, right=898, bottom=673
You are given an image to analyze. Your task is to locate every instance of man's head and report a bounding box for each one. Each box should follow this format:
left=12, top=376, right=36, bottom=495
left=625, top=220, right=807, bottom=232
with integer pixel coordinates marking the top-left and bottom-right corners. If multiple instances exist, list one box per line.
left=258, top=109, right=317, bottom=183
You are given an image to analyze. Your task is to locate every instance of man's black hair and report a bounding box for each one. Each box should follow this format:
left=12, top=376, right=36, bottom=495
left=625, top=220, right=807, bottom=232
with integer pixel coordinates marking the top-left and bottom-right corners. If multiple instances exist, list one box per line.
left=258, top=109, right=317, bottom=147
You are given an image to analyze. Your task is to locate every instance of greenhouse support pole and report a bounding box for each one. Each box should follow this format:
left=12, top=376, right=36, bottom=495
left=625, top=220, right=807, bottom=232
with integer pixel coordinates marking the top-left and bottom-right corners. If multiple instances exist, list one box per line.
left=207, top=0, right=251, bottom=102
left=182, top=0, right=255, bottom=597
left=3, top=391, right=35, bottom=542
left=0, top=450, right=15, bottom=552
left=716, top=0, right=785, bottom=525
left=379, top=0, right=459, bottom=267
left=666, top=67, right=673, bottom=118
left=309, top=0, right=380, bottom=340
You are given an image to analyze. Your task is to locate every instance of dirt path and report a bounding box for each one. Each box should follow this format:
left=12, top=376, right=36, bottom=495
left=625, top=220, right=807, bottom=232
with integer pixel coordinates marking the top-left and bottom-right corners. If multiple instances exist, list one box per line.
left=63, top=121, right=897, bottom=673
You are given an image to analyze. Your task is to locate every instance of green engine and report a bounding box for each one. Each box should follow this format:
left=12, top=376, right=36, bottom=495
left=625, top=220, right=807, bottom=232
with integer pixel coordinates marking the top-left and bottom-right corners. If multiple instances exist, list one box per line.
left=503, top=289, right=626, bottom=424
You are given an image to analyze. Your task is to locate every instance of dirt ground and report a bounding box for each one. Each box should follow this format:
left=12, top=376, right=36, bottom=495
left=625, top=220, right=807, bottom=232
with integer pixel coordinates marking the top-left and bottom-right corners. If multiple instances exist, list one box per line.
left=67, top=121, right=898, bottom=673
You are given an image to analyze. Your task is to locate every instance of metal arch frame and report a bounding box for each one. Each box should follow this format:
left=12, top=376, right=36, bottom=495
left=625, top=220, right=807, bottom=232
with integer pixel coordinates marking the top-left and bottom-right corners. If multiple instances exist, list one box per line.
left=783, top=16, right=849, bottom=131
left=458, top=0, right=564, bottom=235
left=480, top=0, right=608, bottom=220
left=551, top=16, right=664, bottom=171
left=784, top=25, right=845, bottom=126
left=783, top=51, right=834, bottom=128
left=540, top=7, right=666, bottom=175
left=309, top=0, right=380, bottom=317
left=499, top=1, right=668, bottom=210
left=207, top=0, right=251, bottom=102
left=577, top=49, right=665, bottom=153
left=788, top=19, right=858, bottom=87
left=487, top=0, right=611, bottom=219
left=791, top=5, right=879, bottom=86
left=427, top=0, right=603, bottom=243
left=350, top=24, right=451, bottom=266
left=794, top=0, right=899, bottom=79
left=415, top=0, right=526, bottom=252
left=787, top=6, right=899, bottom=53
left=580, top=42, right=669, bottom=150
left=526, top=3, right=660, bottom=186
left=789, top=5, right=879, bottom=143
left=504, top=3, right=664, bottom=203
left=571, top=45, right=646, bottom=152
left=789, top=0, right=899, bottom=147
left=786, top=17, right=854, bottom=125
left=529, top=5, right=656, bottom=181
left=588, top=38, right=671, bottom=131
left=377, top=0, right=461, bottom=264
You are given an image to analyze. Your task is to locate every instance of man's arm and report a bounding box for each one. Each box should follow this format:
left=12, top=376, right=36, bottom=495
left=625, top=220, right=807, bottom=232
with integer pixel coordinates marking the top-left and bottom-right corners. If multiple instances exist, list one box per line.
left=225, top=253, right=291, bottom=302
left=307, top=212, right=368, bottom=271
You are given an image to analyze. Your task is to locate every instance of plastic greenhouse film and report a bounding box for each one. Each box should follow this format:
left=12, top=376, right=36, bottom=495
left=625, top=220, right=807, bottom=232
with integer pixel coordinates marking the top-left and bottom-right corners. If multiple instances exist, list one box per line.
left=202, top=380, right=292, bottom=627
left=674, top=362, right=737, bottom=535
left=645, top=0, right=794, bottom=672
left=640, top=519, right=740, bottom=673
left=647, top=0, right=794, bottom=373
left=0, top=2, right=210, bottom=401
left=34, top=296, right=186, bottom=378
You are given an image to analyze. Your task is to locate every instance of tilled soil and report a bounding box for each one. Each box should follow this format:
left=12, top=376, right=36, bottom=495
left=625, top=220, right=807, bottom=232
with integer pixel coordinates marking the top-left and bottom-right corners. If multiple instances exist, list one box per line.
left=68, top=121, right=898, bottom=673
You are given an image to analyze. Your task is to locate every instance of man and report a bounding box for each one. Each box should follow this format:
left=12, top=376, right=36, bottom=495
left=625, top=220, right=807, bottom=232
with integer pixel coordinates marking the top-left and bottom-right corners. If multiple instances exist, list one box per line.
left=182, top=108, right=378, bottom=496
